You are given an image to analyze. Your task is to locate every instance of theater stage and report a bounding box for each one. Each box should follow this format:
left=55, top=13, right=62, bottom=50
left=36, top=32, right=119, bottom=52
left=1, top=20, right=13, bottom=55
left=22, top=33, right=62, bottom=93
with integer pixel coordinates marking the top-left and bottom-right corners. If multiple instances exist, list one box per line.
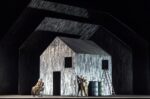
left=0, top=95, right=149, bottom=98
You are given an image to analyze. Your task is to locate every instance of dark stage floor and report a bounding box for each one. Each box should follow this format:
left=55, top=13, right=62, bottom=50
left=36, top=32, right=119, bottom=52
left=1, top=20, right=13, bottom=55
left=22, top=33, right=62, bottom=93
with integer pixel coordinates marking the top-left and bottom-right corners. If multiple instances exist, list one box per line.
left=0, top=95, right=150, bottom=98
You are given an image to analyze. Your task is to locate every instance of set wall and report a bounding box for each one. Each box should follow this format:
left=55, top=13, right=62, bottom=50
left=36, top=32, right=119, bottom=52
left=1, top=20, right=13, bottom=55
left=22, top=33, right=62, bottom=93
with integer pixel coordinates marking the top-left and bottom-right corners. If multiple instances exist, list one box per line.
left=18, top=49, right=39, bottom=95
left=90, top=28, right=133, bottom=94
left=18, top=31, right=80, bottom=95
left=0, top=7, right=46, bottom=94
left=0, top=46, right=18, bottom=94
left=40, top=37, right=76, bottom=95
left=89, top=12, right=149, bottom=94
left=74, top=54, right=112, bottom=95
left=40, top=37, right=112, bottom=95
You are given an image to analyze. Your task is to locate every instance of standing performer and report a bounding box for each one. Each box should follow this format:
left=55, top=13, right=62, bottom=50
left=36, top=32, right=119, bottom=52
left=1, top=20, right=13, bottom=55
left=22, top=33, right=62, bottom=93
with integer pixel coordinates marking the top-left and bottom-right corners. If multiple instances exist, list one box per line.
left=77, top=75, right=88, bottom=96
left=82, top=77, right=88, bottom=96
left=77, top=75, right=82, bottom=96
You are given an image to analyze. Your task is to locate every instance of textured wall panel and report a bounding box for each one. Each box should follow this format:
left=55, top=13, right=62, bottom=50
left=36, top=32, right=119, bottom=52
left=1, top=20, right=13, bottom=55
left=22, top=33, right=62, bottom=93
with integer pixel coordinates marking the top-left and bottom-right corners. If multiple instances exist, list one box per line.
left=40, top=37, right=76, bottom=95
left=28, top=0, right=88, bottom=18
left=74, top=54, right=112, bottom=95
left=40, top=37, right=112, bottom=96
left=90, top=28, right=133, bottom=94
left=35, top=17, right=99, bottom=39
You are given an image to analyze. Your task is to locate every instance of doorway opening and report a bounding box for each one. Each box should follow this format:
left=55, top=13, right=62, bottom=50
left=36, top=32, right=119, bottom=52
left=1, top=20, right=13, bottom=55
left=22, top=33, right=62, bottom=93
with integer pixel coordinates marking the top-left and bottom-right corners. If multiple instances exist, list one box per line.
left=53, top=71, right=61, bottom=95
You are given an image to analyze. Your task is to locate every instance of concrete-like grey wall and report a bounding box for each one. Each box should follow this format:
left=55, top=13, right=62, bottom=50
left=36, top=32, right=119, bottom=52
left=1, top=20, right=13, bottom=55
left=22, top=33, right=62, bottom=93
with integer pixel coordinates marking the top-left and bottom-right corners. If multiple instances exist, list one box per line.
left=89, top=12, right=149, bottom=94
left=35, top=17, right=99, bottom=40
left=74, top=54, right=112, bottom=95
left=40, top=37, right=112, bottom=96
left=40, top=37, right=76, bottom=95
left=90, top=27, right=133, bottom=94
left=18, top=31, right=80, bottom=94
left=28, top=0, right=89, bottom=18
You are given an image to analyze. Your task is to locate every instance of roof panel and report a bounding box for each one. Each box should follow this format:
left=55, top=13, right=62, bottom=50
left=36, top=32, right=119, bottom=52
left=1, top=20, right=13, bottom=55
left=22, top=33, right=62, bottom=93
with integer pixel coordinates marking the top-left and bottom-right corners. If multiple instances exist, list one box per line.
left=59, top=37, right=109, bottom=56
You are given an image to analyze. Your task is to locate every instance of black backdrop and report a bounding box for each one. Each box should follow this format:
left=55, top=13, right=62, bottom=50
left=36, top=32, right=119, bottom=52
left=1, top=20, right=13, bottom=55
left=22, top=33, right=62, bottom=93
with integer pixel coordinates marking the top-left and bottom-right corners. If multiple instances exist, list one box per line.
left=0, top=0, right=150, bottom=95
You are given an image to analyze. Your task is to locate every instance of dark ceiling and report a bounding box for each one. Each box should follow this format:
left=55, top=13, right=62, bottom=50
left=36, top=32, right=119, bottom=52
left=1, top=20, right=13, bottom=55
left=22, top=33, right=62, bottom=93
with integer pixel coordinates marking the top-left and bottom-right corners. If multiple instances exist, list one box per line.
left=0, top=0, right=150, bottom=43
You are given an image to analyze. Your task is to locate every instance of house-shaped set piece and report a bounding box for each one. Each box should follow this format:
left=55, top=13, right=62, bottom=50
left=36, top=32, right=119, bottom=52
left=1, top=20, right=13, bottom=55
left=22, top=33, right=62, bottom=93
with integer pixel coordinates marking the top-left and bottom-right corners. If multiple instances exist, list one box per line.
left=40, top=37, right=112, bottom=96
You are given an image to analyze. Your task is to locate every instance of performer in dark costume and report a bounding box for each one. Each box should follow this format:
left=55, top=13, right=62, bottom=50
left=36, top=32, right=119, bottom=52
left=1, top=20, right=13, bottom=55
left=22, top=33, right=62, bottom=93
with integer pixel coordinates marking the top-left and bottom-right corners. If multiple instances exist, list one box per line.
left=77, top=75, right=82, bottom=96
left=77, top=75, right=87, bottom=96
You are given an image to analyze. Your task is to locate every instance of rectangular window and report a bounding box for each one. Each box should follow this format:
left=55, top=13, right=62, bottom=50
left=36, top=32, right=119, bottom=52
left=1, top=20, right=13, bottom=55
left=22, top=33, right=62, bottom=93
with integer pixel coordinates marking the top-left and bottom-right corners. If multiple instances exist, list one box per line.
left=102, top=60, right=108, bottom=70
left=64, top=57, right=72, bottom=68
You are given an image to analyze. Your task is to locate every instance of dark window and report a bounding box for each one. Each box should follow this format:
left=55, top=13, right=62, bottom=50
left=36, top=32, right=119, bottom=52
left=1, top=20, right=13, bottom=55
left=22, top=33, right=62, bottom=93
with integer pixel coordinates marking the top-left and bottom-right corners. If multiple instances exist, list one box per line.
left=65, top=57, right=72, bottom=68
left=102, top=60, right=108, bottom=70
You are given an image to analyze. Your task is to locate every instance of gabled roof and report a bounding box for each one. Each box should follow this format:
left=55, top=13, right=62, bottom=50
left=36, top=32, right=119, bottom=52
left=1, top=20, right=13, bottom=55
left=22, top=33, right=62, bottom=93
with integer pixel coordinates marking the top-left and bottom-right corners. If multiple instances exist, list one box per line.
left=58, top=37, right=109, bottom=56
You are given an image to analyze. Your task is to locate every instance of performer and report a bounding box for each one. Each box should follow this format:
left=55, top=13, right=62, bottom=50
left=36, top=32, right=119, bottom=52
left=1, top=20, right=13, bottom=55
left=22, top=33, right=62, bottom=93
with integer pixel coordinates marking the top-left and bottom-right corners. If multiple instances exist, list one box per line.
left=77, top=75, right=82, bottom=96
left=82, top=78, right=88, bottom=96
left=77, top=75, right=88, bottom=96
left=31, top=78, right=44, bottom=96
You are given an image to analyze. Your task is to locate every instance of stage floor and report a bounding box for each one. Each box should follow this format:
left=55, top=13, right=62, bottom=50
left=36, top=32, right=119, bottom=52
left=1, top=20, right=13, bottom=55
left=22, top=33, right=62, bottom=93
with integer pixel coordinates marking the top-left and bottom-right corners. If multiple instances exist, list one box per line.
left=0, top=95, right=150, bottom=98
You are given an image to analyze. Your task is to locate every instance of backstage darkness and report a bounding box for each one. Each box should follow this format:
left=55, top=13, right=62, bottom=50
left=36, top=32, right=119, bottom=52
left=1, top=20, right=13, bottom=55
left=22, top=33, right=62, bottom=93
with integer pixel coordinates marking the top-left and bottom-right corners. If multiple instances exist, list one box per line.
left=0, top=0, right=150, bottom=95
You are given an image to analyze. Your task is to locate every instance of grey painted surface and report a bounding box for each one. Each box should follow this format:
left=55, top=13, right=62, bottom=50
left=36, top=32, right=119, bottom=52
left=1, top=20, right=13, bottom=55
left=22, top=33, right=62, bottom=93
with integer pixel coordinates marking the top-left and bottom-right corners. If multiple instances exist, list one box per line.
left=40, top=37, right=112, bottom=96
left=18, top=31, right=80, bottom=94
left=90, top=27, right=133, bottom=94
left=59, top=37, right=109, bottom=55
left=40, top=37, right=76, bottom=95
left=35, top=17, right=99, bottom=39
left=28, top=0, right=88, bottom=18
left=74, top=54, right=112, bottom=95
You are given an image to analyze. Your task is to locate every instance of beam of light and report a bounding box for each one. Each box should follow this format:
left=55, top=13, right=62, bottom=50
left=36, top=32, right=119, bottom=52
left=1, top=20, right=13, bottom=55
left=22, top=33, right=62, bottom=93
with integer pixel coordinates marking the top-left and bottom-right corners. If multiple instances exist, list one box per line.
left=28, top=0, right=89, bottom=18
left=35, top=17, right=100, bottom=39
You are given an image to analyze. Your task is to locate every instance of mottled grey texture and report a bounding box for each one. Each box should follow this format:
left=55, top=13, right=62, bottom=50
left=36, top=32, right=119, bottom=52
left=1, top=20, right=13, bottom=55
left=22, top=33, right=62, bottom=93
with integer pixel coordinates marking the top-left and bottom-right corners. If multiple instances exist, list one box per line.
left=90, top=28, right=133, bottom=94
left=28, top=0, right=88, bottom=18
left=35, top=17, right=99, bottom=39
left=40, top=37, right=112, bottom=96
left=59, top=37, right=109, bottom=55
